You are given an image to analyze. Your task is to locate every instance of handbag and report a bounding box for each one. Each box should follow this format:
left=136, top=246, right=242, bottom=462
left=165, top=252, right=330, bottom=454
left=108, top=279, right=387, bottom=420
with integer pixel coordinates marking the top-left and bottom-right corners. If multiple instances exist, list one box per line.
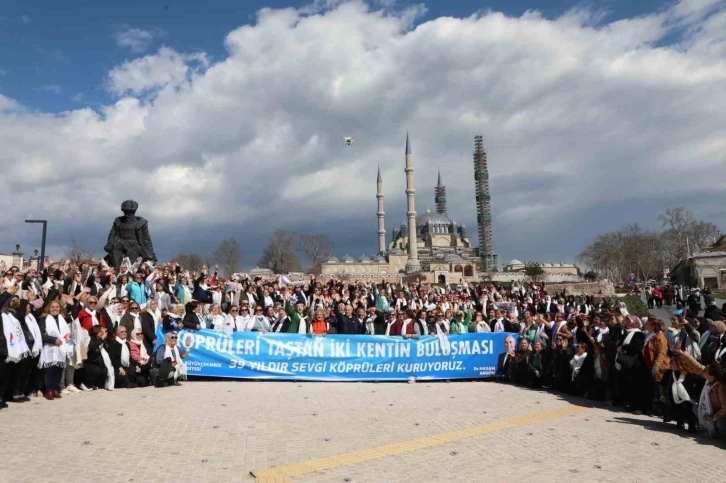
left=615, top=353, right=637, bottom=370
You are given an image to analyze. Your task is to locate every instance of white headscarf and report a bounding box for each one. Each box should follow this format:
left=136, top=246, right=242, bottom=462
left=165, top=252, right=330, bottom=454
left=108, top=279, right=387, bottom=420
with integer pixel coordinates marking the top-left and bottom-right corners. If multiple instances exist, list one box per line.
left=129, top=328, right=149, bottom=363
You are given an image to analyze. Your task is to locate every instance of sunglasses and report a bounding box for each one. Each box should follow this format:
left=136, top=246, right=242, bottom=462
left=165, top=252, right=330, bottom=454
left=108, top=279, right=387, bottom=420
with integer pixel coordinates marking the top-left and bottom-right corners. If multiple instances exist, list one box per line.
left=231, top=309, right=239, bottom=312
left=121, top=300, right=130, bottom=304
left=170, top=336, right=178, bottom=340
left=88, top=301, right=97, bottom=304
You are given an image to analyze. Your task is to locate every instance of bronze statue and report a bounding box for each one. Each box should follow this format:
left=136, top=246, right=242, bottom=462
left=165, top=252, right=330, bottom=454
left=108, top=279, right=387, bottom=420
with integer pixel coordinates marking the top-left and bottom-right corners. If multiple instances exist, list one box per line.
left=104, top=200, right=158, bottom=270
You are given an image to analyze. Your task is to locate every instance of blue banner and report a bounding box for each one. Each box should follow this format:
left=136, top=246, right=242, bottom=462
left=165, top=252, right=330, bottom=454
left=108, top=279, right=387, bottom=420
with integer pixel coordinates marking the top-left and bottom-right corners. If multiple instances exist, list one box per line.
left=154, top=327, right=514, bottom=381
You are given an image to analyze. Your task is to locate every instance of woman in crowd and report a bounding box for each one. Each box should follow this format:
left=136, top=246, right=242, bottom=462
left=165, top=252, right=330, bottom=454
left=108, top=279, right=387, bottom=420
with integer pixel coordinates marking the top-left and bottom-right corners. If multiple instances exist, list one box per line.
left=140, top=300, right=160, bottom=355
left=83, top=325, right=110, bottom=390
left=154, top=332, right=191, bottom=388
left=38, top=300, right=73, bottom=400
left=250, top=305, right=271, bottom=332
left=660, top=356, right=703, bottom=433
left=310, top=307, right=329, bottom=336
left=129, top=328, right=154, bottom=387
left=119, top=301, right=142, bottom=337
left=0, top=291, right=32, bottom=406
left=207, top=303, right=227, bottom=331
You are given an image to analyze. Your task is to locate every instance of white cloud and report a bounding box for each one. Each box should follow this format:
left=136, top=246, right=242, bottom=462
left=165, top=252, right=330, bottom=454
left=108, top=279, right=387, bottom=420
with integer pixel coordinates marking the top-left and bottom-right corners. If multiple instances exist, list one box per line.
left=0, top=68, right=6, bottom=76
left=21, top=15, right=31, bottom=24
left=106, top=47, right=208, bottom=96
left=114, top=26, right=166, bottom=53
left=2, top=0, right=726, bottom=263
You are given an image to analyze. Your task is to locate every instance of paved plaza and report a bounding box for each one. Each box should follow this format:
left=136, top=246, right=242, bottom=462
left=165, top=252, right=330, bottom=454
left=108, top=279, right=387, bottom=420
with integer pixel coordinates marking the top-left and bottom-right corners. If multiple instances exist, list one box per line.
left=1, top=379, right=724, bottom=483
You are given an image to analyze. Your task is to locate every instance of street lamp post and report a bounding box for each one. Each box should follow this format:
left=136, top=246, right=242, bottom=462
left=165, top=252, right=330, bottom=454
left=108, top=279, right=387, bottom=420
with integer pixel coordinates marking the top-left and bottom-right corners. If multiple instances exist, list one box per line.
left=25, top=220, right=47, bottom=269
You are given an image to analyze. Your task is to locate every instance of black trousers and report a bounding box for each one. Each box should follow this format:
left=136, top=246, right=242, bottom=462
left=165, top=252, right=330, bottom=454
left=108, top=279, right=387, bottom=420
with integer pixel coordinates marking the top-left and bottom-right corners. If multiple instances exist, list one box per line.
left=114, top=367, right=129, bottom=388
left=84, top=363, right=107, bottom=389
left=0, top=360, right=23, bottom=400
left=25, top=356, right=42, bottom=394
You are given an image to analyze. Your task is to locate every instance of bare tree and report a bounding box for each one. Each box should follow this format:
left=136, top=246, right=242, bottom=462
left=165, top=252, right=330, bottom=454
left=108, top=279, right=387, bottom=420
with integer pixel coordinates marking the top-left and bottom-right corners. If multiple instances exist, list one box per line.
left=65, top=237, right=94, bottom=262
left=659, top=207, right=692, bottom=265
left=173, top=252, right=205, bottom=273
left=211, top=238, right=243, bottom=277
left=659, top=206, right=720, bottom=264
left=258, top=229, right=302, bottom=274
left=299, top=234, right=332, bottom=268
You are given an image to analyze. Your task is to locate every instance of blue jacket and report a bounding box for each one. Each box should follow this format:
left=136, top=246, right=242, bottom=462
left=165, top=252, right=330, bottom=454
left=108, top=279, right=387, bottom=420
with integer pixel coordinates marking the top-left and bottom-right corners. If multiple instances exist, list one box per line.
left=126, top=281, right=147, bottom=305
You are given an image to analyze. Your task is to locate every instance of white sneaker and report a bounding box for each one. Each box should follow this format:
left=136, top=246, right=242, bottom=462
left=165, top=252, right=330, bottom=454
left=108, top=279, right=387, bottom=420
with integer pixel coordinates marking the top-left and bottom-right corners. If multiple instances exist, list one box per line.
left=68, top=385, right=82, bottom=393
left=79, top=384, right=93, bottom=392
left=61, top=388, right=71, bottom=396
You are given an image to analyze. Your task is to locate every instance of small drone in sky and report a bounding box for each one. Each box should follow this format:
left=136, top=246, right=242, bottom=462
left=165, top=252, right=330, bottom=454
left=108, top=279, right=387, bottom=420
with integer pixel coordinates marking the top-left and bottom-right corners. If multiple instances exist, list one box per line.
left=343, top=136, right=354, bottom=146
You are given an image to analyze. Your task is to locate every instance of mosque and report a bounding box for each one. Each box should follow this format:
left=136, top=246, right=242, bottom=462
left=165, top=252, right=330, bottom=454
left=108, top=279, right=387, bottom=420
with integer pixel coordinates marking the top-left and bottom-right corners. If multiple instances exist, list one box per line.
left=317, top=134, right=499, bottom=284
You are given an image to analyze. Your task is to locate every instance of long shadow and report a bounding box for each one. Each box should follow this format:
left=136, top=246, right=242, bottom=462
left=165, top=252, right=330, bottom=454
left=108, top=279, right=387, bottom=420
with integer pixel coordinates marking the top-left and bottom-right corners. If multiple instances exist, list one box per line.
left=503, top=384, right=726, bottom=449
left=609, top=416, right=726, bottom=449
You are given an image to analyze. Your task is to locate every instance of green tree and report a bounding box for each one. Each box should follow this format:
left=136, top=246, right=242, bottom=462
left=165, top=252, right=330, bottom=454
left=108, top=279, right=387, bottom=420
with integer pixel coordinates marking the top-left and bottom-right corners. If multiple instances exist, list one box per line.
left=524, top=261, right=544, bottom=282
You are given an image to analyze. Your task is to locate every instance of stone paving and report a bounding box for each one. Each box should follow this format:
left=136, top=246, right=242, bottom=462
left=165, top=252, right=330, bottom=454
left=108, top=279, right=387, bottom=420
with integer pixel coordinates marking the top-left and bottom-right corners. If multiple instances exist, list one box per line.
left=1, top=379, right=724, bottom=483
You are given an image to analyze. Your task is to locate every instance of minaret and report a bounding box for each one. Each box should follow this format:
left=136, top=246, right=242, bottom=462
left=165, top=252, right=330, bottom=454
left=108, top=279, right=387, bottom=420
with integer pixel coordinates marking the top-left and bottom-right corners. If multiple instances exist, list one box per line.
left=376, top=165, right=386, bottom=254
left=435, top=169, right=447, bottom=215
left=473, top=135, right=494, bottom=271
left=404, top=132, right=421, bottom=273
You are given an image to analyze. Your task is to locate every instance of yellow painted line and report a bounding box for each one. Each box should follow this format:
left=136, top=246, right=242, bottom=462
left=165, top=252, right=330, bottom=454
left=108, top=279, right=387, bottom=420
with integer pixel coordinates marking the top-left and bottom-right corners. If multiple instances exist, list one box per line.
left=250, top=405, right=586, bottom=481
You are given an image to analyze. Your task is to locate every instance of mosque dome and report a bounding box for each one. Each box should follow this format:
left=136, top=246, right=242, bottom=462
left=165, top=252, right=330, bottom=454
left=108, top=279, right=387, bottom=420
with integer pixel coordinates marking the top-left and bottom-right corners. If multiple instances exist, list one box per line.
left=443, top=253, right=464, bottom=263
left=508, top=259, right=523, bottom=265
left=416, top=207, right=453, bottom=227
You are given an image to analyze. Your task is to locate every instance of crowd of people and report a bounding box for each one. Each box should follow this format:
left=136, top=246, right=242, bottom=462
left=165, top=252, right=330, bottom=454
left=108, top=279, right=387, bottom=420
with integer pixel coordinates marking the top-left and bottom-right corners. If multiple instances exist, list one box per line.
left=495, top=284, right=726, bottom=439
left=1, top=255, right=725, bottom=440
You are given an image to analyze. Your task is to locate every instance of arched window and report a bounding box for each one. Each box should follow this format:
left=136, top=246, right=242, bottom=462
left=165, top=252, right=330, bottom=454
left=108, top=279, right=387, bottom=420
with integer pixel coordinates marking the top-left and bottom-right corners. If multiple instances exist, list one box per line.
left=438, top=274, right=446, bottom=285
left=464, top=265, right=474, bottom=277
left=454, top=265, right=463, bottom=273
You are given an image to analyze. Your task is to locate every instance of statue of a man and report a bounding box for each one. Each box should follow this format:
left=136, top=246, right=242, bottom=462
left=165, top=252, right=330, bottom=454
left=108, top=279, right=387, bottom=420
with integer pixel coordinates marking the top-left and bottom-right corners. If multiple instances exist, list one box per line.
left=104, top=200, right=158, bottom=270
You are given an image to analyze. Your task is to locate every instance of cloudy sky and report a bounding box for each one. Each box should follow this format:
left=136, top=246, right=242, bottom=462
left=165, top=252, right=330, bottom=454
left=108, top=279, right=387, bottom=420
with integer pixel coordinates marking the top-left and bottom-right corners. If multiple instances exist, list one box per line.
left=1, top=0, right=725, bottom=268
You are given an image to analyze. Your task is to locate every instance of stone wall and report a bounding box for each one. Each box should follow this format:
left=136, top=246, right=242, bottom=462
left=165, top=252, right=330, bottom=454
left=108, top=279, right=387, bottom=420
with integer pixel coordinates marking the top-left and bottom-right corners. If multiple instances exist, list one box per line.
left=543, top=280, right=616, bottom=296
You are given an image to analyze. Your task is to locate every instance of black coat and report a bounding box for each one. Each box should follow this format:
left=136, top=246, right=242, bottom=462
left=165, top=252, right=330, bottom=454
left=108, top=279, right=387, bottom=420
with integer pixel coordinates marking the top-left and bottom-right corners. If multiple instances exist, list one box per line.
left=107, top=338, right=129, bottom=370
left=141, top=312, right=156, bottom=355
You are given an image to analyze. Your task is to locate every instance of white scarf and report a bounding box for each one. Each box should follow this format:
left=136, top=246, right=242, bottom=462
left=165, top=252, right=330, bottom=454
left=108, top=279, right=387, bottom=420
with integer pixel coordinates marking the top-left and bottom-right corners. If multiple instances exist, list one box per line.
left=401, top=318, right=412, bottom=336
left=671, top=371, right=692, bottom=405
left=596, top=327, right=609, bottom=343
left=25, top=313, right=43, bottom=357
left=223, top=314, right=236, bottom=335
left=623, top=328, right=641, bottom=346
left=435, top=322, right=451, bottom=355
left=101, top=344, right=115, bottom=390
left=385, top=320, right=395, bottom=336
left=475, top=321, right=491, bottom=333
left=163, top=343, right=187, bottom=380
left=150, top=308, right=162, bottom=331
left=570, top=353, right=586, bottom=380
left=197, top=313, right=206, bottom=329
left=131, top=312, right=141, bottom=331
left=129, top=329, right=149, bottom=363
left=698, top=382, right=716, bottom=438
left=2, top=311, right=31, bottom=363
left=39, top=314, right=73, bottom=368
left=297, top=315, right=308, bottom=334
left=209, top=314, right=226, bottom=331
left=364, top=316, right=376, bottom=335
left=86, top=308, right=100, bottom=327
left=116, top=337, right=130, bottom=367
left=494, top=319, right=505, bottom=333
